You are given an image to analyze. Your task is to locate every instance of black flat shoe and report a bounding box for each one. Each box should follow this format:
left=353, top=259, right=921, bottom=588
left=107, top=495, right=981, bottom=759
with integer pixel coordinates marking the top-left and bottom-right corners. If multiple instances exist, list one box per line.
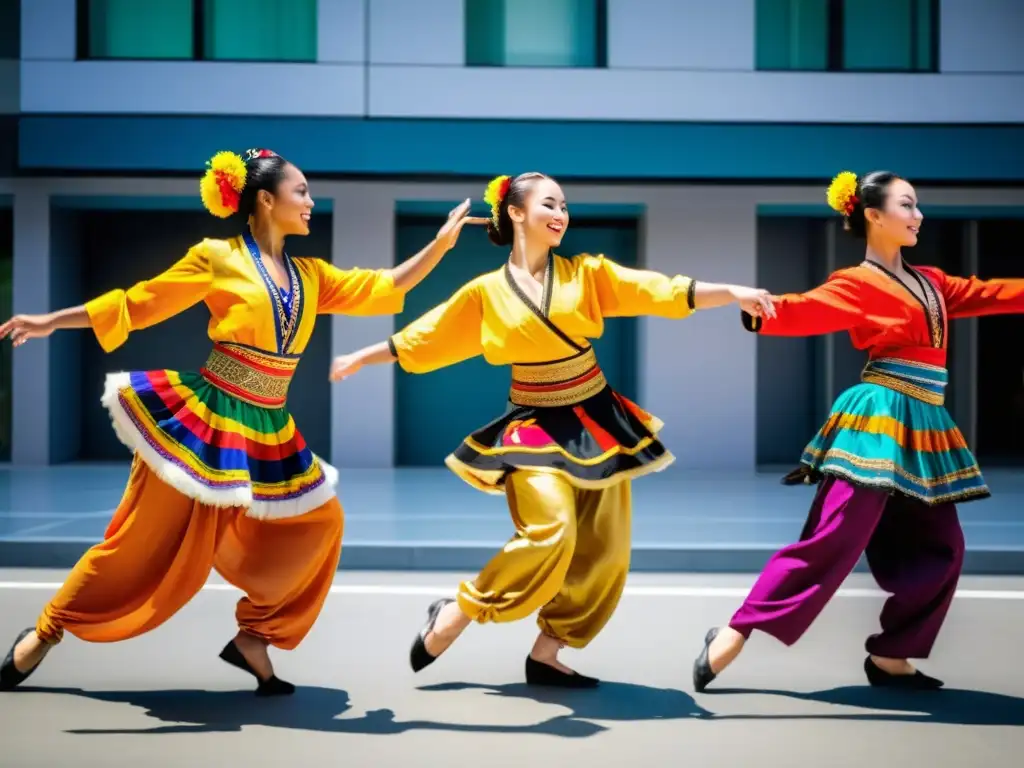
left=692, top=627, right=720, bottom=692
left=410, top=598, right=455, bottom=673
left=525, top=656, right=599, bottom=688
left=864, top=656, right=944, bottom=690
left=0, top=628, right=43, bottom=692
left=219, top=640, right=295, bottom=697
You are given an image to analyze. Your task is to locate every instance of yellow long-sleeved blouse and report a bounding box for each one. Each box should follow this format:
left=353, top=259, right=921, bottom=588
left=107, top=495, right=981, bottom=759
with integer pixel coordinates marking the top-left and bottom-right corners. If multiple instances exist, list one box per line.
left=86, top=235, right=404, bottom=355
left=390, top=252, right=695, bottom=372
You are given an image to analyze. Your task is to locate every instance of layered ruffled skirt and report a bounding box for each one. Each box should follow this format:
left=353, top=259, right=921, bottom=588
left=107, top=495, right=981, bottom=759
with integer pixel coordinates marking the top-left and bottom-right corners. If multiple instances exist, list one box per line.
left=788, top=358, right=988, bottom=505
left=444, top=347, right=674, bottom=494
left=100, top=343, right=337, bottom=519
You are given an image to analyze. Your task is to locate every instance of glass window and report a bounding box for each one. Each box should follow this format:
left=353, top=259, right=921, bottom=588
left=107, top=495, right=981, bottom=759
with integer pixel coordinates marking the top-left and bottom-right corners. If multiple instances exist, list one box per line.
left=843, top=0, right=936, bottom=71
left=84, top=0, right=194, bottom=60
left=755, top=0, right=828, bottom=71
left=466, top=0, right=603, bottom=68
left=204, top=0, right=317, bottom=62
left=755, top=0, right=937, bottom=72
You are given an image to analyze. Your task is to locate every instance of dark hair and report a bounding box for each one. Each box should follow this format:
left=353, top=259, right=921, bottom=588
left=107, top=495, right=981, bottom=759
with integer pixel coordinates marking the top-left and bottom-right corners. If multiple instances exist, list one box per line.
left=238, top=149, right=291, bottom=220
left=485, top=172, right=551, bottom=246
left=843, top=170, right=901, bottom=239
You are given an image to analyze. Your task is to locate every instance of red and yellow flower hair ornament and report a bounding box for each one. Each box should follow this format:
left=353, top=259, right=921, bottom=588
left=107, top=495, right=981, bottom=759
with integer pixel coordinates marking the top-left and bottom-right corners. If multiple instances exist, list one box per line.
left=826, top=171, right=859, bottom=217
left=483, top=174, right=511, bottom=225
left=200, top=151, right=247, bottom=218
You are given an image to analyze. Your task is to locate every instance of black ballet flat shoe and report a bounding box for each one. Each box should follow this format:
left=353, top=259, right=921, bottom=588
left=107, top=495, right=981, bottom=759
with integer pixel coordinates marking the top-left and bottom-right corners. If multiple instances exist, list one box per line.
left=219, top=640, right=295, bottom=697
left=0, top=628, right=43, bottom=692
left=781, top=466, right=821, bottom=486
left=525, top=656, right=599, bottom=688
left=864, top=656, right=944, bottom=690
left=410, top=598, right=455, bottom=673
left=692, top=627, right=720, bottom=693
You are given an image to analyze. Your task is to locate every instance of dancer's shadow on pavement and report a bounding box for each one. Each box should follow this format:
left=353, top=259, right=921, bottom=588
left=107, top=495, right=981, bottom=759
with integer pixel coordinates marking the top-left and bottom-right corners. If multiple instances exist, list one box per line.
left=16, top=679, right=711, bottom=738
left=10, top=684, right=599, bottom=738
left=704, top=686, right=1024, bottom=726
left=419, top=680, right=714, bottom=724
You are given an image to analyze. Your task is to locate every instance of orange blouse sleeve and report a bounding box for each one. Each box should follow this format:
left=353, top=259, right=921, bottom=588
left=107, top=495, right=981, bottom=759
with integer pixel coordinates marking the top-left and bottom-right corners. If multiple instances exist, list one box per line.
left=917, top=266, right=1024, bottom=320
left=743, top=271, right=864, bottom=337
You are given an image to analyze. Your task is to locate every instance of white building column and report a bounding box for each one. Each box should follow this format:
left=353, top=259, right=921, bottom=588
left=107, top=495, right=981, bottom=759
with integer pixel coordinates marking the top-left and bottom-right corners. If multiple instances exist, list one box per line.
left=11, top=182, right=51, bottom=464
left=329, top=186, right=397, bottom=467
left=317, top=0, right=366, bottom=63
left=640, top=190, right=758, bottom=470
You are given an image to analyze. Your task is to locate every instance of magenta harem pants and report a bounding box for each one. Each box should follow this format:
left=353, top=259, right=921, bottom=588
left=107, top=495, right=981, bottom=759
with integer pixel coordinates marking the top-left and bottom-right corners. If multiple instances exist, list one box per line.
left=729, top=475, right=965, bottom=659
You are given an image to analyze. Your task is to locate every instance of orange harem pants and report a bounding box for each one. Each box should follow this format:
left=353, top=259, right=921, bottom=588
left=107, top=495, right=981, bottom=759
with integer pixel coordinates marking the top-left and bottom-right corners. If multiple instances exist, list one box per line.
left=35, top=457, right=343, bottom=648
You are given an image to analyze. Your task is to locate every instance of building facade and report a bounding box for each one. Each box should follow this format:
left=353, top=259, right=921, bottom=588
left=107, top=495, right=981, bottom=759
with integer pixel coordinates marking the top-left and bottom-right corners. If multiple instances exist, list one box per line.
left=1, top=0, right=1023, bottom=470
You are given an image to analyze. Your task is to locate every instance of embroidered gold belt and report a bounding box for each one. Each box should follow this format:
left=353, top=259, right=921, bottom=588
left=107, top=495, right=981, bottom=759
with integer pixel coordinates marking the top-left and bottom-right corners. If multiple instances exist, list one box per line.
left=861, top=357, right=947, bottom=406
left=201, top=343, right=299, bottom=408
left=509, top=347, right=607, bottom=407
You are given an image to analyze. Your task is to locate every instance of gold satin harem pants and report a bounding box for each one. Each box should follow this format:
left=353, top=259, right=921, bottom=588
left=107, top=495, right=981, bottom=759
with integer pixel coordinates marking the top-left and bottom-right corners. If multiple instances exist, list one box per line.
left=456, top=469, right=632, bottom=648
left=35, top=457, right=343, bottom=649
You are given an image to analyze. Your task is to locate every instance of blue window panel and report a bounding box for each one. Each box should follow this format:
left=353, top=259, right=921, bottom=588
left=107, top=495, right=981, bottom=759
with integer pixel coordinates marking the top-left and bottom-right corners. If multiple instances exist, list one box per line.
left=85, top=0, right=194, bottom=60
left=204, top=0, right=317, bottom=62
left=755, top=0, right=828, bottom=71
left=843, top=0, right=936, bottom=72
left=467, top=0, right=602, bottom=68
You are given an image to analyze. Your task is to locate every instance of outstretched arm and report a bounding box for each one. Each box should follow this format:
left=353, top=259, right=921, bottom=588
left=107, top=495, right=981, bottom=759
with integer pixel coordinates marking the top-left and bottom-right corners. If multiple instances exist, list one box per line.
left=329, top=280, right=484, bottom=382
left=582, top=255, right=774, bottom=321
left=317, top=200, right=487, bottom=316
left=389, top=199, right=488, bottom=293
left=917, top=267, right=1024, bottom=320
left=743, top=271, right=864, bottom=337
left=1, top=241, right=213, bottom=351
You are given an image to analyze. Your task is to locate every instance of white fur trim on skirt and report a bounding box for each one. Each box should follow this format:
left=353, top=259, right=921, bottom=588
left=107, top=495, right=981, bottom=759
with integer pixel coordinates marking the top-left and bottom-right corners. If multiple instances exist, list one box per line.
left=100, top=372, right=340, bottom=520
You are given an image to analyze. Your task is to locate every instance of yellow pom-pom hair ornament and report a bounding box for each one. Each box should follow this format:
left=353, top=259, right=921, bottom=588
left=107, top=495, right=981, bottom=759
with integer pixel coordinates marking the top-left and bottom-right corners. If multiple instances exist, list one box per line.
left=483, top=174, right=512, bottom=225
left=826, top=170, right=859, bottom=217
left=200, top=151, right=248, bottom=218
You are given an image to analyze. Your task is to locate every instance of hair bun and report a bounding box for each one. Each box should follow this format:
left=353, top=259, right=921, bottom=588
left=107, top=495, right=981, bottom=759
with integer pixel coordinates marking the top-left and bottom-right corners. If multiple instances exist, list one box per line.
left=200, top=151, right=247, bottom=218
left=826, top=171, right=859, bottom=216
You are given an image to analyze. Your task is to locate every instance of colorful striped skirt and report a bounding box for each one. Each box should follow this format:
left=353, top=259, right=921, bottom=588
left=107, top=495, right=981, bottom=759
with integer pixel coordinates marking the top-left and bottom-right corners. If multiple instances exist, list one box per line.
left=446, top=347, right=674, bottom=494
left=791, top=357, right=988, bottom=505
left=100, top=342, right=337, bottom=519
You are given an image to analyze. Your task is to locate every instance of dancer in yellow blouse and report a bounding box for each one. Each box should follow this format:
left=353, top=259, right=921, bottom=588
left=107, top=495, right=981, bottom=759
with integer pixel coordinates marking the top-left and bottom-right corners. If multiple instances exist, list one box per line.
left=329, top=172, right=775, bottom=687
left=0, top=149, right=483, bottom=694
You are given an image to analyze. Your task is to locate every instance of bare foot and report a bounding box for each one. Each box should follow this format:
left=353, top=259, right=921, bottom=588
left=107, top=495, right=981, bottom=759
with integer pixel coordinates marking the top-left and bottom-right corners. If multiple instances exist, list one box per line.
left=233, top=631, right=275, bottom=681
left=870, top=655, right=917, bottom=676
left=529, top=633, right=576, bottom=674
left=424, top=601, right=471, bottom=658
left=13, top=632, right=51, bottom=674
left=707, top=627, right=746, bottom=674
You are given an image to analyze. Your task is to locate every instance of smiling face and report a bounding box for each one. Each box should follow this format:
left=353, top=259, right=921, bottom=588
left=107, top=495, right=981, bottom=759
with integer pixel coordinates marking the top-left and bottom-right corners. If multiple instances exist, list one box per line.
left=257, top=163, right=315, bottom=237
left=864, top=177, right=923, bottom=248
left=507, top=176, right=569, bottom=249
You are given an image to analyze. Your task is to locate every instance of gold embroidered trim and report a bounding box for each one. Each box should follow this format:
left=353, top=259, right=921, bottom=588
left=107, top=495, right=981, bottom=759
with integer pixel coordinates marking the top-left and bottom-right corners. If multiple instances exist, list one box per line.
left=509, top=347, right=607, bottom=407
left=202, top=344, right=298, bottom=408
left=803, top=457, right=989, bottom=505
left=861, top=371, right=945, bottom=405
left=509, top=371, right=608, bottom=407
left=511, top=347, right=598, bottom=385
left=803, top=447, right=982, bottom=489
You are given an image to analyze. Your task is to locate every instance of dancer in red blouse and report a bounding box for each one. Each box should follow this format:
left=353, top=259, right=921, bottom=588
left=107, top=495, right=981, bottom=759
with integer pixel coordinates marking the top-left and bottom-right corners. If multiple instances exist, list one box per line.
left=692, top=170, right=1024, bottom=692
